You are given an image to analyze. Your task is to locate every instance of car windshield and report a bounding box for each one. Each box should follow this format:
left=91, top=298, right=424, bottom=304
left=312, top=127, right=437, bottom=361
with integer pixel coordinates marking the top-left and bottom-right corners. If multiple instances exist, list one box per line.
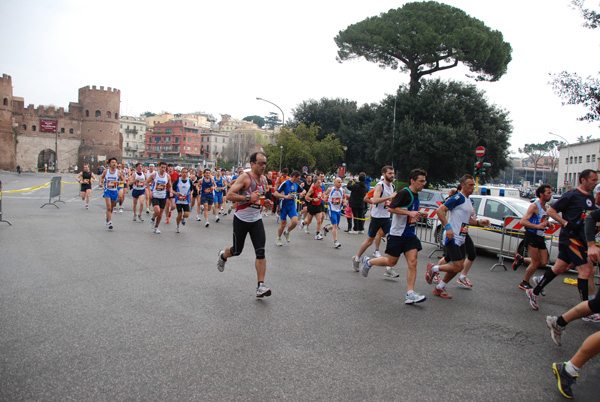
left=505, top=199, right=530, bottom=216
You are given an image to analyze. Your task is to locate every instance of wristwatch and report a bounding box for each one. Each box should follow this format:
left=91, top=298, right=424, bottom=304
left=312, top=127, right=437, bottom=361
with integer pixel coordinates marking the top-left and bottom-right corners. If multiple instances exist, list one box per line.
left=246, top=194, right=250, bottom=202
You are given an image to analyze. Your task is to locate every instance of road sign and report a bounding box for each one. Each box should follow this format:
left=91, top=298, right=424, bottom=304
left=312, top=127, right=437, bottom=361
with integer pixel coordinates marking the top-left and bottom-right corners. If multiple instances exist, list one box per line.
left=303, top=166, right=308, bottom=173
left=476, top=146, right=485, bottom=157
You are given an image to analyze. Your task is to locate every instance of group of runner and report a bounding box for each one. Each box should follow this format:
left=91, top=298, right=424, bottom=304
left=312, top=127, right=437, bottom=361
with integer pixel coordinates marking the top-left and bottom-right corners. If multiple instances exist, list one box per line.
left=80, top=154, right=600, bottom=398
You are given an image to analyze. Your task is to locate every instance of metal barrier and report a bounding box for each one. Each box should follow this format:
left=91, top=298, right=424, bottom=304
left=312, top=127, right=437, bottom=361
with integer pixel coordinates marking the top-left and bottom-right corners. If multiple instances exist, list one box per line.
left=414, top=208, right=445, bottom=257
left=490, top=216, right=560, bottom=271
left=40, top=176, right=65, bottom=209
left=0, top=180, right=12, bottom=226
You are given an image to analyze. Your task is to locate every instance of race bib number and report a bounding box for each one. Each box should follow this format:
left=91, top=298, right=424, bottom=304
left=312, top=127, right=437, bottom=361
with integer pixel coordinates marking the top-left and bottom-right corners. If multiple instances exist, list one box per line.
left=408, top=215, right=418, bottom=226
left=82, top=179, right=90, bottom=184
left=331, top=199, right=341, bottom=205
left=155, top=183, right=166, bottom=191
left=136, top=181, right=144, bottom=187
left=460, top=222, right=469, bottom=237
left=204, top=188, right=212, bottom=193
left=384, top=200, right=391, bottom=207
left=106, top=180, right=117, bottom=189
left=178, top=195, right=187, bottom=202
left=215, top=187, right=223, bottom=192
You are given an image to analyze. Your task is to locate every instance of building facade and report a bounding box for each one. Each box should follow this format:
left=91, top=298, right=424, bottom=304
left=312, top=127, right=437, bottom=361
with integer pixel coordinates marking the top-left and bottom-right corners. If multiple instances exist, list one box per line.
left=120, top=116, right=146, bottom=160
left=557, top=139, right=600, bottom=189
left=0, top=73, right=121, bottom=172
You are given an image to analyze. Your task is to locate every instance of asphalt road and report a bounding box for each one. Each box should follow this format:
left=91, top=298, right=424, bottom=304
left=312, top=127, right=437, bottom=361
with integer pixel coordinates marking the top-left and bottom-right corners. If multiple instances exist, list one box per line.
left=0, top=172, right=598, bottom=401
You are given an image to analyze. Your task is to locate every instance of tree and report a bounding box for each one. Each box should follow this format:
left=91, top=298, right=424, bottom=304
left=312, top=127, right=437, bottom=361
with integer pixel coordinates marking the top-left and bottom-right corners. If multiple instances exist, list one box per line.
left=368, top=79, right=511, bottom=184
left=243, top=115, right=265, bottom=128
left=577, top=134, right=593, bottom=142
left=334, top=1, right=512, bottom=95
left=222, top=132, right=264, bottom=167
left=546, top=140, right=562, bottom=174
left=141, top=111, right=155, bottom=117
left=551, top=1, right=600, bottom=124
left=264, top=112, right=282, bottom=130
left=519, top=142, right=554, bottom=185
left=264, top=124, right=344, bottom=173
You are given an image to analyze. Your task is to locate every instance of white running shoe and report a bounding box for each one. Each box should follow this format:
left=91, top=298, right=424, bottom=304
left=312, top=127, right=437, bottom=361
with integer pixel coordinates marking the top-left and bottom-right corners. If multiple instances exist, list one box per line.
left=175, top=226, right=180, bottom=233
left=196, top=215, right=202, bottom=221
left=333, top=241, right=341, bottom=248
left=216, top=216, right=220, bottom=223
left=405, top=291, right=426, bottom=304
left=352, top=256, right=360, bottom=272
left=315, top=233, right=323, bottom=240
left=283, top=230, right=291, bottom=243
left=276, top=237, right=283, bottom=246
left=217, top=250, right=226, bottom=272
left=256, top=284, right=272, bottom=298
left=154, top=227, right=161, bottom=234
left=118, top=207, right=123, bottom=213
left=384, top=268, right=400, bottom=278
left=372, top=250, right=382, bottom=258
left=107, top=221, right=113, bottom=230
left=133, top=215, right=137, bottom=222
left=205, top=221, right=210, bottom=227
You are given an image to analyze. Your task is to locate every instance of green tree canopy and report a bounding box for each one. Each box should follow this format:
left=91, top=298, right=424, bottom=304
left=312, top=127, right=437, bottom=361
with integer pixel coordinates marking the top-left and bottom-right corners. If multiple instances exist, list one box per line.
left=334, top=1, right=512, bottom=94
left=519, top=141, right=556, bottom=184
left=264, top=112, right=282, bottom=130
left=243, top=115, right=266, bottom=128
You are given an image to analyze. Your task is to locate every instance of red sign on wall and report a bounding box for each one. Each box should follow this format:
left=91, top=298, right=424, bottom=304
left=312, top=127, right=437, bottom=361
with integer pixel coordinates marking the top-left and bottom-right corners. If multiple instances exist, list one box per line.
left=40, top=119, right=58, bottom=132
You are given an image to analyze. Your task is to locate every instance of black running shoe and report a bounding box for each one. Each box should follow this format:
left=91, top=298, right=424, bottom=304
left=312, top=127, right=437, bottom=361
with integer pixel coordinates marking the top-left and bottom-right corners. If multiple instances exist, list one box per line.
left=519, top=280, right=532, bottom=290
left=512, top=253, right=524, bottom=271
left=552, top=362, right=577, bottom=399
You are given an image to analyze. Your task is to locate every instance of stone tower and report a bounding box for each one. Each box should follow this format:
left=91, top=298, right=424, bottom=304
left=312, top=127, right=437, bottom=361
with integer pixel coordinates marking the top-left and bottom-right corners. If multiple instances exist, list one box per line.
left=0, top=74, right=15, bottom=170
left=77, top=85, right=121, bottom=169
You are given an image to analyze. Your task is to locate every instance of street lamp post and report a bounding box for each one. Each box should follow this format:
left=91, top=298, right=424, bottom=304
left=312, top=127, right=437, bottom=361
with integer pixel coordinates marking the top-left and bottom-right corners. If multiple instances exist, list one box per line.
left=256, top=97, right=285, bottom=128
left=548, top=132, right=571, bottom=188
left=279, top=145, right=283, bottom=172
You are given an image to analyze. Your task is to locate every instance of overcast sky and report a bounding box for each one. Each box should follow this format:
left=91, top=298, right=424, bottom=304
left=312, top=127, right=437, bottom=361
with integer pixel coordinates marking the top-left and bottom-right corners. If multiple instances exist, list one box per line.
left=2, top=0, right=599, bottom=155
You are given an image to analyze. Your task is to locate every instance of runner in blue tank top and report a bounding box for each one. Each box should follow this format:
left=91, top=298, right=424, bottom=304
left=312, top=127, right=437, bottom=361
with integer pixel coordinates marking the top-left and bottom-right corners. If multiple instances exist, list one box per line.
left=273, top=170, right=305, bottom=246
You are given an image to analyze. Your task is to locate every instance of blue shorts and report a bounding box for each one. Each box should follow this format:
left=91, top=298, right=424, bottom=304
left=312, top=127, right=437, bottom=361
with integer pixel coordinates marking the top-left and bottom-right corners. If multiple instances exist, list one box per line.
left=280, top=202, right=298, bottom=221
left=330, top=210, right=341, bottom=226
left=104, top=189, right=118, bottom=202
left=201, top=196, right=214, bottom=205
left=214, top=192, right=223, bottom=204
left=558, top=239, right=588, bottom=267
left=132, top=189, right=145, bottom=199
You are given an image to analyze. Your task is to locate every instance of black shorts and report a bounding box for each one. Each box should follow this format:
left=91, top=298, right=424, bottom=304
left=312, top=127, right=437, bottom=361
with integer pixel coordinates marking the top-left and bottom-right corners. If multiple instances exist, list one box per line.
left=176, top=204, right=190, bottom=213
left=444, top=241, right=467, bottom=262
left=368, top=217, right=391, bottom=238
left=385, top=235, right=422, bottom=258
left=231, top=216, right=266, bottom=259
left=525, top=231, right=547, bottom=250
left=308, top=203, right=323, bottom=216
left=80, top=185, right=91, bottom=192
left=557, top=239, right=588, bottom=266
left=152, top=198, right=167, bottom=209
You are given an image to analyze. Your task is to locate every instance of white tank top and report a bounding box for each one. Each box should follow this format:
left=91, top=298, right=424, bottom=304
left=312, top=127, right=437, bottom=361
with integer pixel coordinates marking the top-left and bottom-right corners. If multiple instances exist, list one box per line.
left=132, top=171, right=146, bottom=191
left=234, top=174, right=267, bottom=223
left=371, top=181, right=394, bottom=219
left=329, top=188, right=344, bottom=213
left=152, top=172, right=169, bottom=199
left=104, top=169, right=119, bottom=192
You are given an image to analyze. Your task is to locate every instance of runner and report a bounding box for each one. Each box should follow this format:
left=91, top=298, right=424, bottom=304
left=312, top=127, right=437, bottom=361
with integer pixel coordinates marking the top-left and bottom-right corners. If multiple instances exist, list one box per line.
left=76, top=163, right=96, bottom=209
left=213, top=169, right=225, bottom=223
left=525, top=169, right=598, bottom=311
left=145, top=163, right=156, bottom=214
left=165, top=164, right=179, bottom=224
left=322, top=177, right=344, bottom=248
left=359, top=168, right=429, bottom=304
left=545, top=207, right=600, bottom=398
left=299, top=174, right=313, bottom=231
left=216, top=152, right=274, bottom=298
left=172, top=167, right=192, bottom=233
left=99, top=157, right=125, bottom=230
left=191, top=168, right=202, bottom=221
left=304, top=177, right=325, bottom=240
left=425, top=174, right=490, bottom=299
left=513, top=184, right=555, bottom=290
left=128, top=162, right=146, bottom=222
left=145, top=161, right=172, bottom=234
left=200, top=169, right=216, bottom=227
left=273, top=170, right=305, bottom=246
left=116, top=162, right=126, bottom=213
left=352, top=166, right=398, bottom=277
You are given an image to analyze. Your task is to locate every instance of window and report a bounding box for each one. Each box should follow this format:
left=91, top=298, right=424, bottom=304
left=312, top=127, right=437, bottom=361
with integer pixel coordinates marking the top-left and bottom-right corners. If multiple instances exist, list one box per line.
left=115, top=113, right=118, bottom=119
left=587, top=155, right=591, bottom=163
left=472, top=197, right=482, bottom=213
left=483, top=199, right=511, bottom=221
left=95, top=110, right=101, bottom=117
left=107, top=111, right=111, bottom=118
left=164, top=137, right=170, bottom=142
left=61, top=128, right=65, bottom=133
left=126, top=142, right=129, bottom=148
left=32, top=125, right=36, bottom=131
left=195, top=138, right=199, bottom=142
left=565, top=173, right=568, bottom=182
left=570, top=156, right=574, bottom=164
left=565, top=158, right=569, bottom=165
left=155, top=137, right=161, bottom=143
left=593, top=155, right=597, bottom=163
left=22, top=124, right=26, bottom=130
left=69, top=128, right=74, bottom=134
left=3, top=98, right=7, bottom=105
left=194, top=147, right=198, bottom=151
left=175, top=137, right=179, bottom=143
left=85, top=110, right=89, bottom=117
left=579, top=156, right=583, bottom=163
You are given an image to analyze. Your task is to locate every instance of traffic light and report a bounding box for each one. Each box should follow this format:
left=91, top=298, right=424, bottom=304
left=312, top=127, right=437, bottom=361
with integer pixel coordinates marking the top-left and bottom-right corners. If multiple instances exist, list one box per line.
left=480, top=162, right=491, bottom=176
left=474, top=161, right=482, bottom=176
left=201, top=148, right=205, bottom=155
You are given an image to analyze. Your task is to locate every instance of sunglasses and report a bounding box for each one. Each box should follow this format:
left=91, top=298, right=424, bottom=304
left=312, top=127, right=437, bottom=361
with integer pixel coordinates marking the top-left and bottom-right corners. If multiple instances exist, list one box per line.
left=256, top=161, right=267, bottom=166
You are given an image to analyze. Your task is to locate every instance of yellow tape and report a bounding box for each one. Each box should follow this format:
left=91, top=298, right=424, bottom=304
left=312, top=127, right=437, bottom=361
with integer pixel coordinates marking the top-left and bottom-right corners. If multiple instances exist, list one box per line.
left=564, top=278, right=578, bottom=286
left=1, top=182, right=51, bottom=193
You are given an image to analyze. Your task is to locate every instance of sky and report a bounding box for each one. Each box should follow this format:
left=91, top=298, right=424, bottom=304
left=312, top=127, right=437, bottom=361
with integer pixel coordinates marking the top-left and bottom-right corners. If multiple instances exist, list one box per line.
left=1, top=0, right=599, bottom=155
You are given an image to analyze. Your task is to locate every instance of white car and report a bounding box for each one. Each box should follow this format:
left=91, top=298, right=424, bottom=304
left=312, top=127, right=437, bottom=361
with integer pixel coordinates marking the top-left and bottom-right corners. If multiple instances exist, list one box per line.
left=434, top=195, right=559, bottom=263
